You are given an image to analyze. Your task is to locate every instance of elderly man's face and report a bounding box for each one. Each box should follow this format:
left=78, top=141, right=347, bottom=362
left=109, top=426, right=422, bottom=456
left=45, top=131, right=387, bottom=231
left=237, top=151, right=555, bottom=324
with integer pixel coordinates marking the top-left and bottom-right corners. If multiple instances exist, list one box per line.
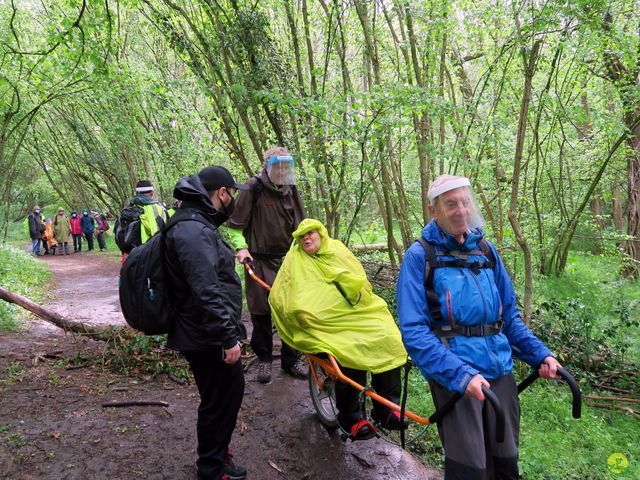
left=430, top=188, right=472, bottom=238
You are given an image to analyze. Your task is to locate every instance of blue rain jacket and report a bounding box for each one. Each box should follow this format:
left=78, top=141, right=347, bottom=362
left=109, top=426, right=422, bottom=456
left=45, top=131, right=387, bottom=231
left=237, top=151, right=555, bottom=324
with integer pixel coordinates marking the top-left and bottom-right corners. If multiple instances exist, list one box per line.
left=397, top=220, right=552, bottom=394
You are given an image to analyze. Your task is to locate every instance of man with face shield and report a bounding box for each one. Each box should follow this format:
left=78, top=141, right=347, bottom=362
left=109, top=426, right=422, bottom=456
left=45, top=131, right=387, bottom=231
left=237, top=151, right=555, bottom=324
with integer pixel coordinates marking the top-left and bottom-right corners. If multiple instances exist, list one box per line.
left=397, top=175, right=561, bottom=480
left=226, top=147, right=307, bottom=384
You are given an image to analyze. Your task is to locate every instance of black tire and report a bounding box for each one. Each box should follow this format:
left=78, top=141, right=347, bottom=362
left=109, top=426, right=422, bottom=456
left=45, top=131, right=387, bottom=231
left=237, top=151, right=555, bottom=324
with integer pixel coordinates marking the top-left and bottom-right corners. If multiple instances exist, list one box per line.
left=308, top=361, right=338, bottom=428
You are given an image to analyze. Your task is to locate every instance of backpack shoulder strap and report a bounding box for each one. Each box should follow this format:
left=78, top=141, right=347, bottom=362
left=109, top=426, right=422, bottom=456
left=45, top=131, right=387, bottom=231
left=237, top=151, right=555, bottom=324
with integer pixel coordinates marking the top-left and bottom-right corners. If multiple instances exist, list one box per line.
left=478, top=238, right=496, bottom=268
left=161, top=210, right=212, bottom=235
left=415, top=237, right=437, bottom=291
left=414, top=238, right=443, bottom=324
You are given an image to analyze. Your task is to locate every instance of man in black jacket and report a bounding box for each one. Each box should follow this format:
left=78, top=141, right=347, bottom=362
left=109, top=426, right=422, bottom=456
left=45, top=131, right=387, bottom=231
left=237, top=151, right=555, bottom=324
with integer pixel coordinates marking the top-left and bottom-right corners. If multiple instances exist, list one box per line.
left=28, top=205, right=45, bottom=256
left=165, top=166, right=248, bottom=480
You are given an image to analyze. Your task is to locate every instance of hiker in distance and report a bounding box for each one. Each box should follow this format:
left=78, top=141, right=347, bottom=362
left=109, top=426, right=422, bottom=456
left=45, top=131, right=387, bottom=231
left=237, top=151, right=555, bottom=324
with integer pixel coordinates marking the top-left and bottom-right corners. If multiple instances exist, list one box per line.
left=27, top=205, right=45, bottom=256
left=114, top=179, right=168, bottom=260
left=397, top=174, right=562, bottom=480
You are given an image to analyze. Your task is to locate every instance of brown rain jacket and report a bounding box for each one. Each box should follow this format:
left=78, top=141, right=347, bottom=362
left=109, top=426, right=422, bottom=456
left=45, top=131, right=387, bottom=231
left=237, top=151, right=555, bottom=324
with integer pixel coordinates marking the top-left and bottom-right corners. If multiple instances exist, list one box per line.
left=228, top=170, right=305, bottom=314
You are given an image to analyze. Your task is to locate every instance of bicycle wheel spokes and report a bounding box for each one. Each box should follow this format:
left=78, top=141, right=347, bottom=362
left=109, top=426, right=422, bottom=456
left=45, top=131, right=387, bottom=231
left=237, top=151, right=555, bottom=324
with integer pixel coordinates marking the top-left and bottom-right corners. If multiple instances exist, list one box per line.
left=308, top=362, right=338, bottom=428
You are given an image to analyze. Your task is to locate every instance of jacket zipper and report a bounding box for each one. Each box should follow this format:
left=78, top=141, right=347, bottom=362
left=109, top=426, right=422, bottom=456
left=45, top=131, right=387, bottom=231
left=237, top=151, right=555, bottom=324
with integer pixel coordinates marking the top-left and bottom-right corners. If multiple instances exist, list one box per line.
left=465, top=266, right=502, bottom=374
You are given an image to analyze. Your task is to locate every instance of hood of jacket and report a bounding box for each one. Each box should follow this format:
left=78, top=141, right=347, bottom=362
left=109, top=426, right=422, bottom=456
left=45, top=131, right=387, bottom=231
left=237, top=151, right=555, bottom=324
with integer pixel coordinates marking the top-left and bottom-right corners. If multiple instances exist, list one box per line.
left=130, top=194, right=159, bottom=207
left=173, top=174, right=224, bottom=219
left=421, top=219, right=485, bottom=252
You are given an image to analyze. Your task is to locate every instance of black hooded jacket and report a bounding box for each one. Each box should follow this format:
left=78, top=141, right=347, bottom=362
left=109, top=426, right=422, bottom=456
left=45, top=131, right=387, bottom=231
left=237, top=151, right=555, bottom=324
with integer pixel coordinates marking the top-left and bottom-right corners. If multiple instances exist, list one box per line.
left=164, top=174, right=243, bottom=352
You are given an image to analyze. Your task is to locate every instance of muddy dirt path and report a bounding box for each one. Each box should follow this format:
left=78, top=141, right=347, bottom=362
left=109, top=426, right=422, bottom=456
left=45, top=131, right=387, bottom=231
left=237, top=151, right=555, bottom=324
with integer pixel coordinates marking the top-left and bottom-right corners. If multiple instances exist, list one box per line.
left=0, top=252, right=442, bottom=479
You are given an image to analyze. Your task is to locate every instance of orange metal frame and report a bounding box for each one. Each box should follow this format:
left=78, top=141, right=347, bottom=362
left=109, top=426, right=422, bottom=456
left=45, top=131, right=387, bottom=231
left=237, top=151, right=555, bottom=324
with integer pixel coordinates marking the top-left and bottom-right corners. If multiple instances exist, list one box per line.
left=306, top=353, right=430, bottom=425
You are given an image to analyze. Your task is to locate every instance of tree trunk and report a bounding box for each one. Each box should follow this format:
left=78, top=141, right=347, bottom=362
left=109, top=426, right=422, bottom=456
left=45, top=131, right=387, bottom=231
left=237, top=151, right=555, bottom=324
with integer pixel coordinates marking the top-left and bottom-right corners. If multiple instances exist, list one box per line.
left=0, top=286, right=123, bottom=339
left=623, top=143, right=640, bottom=277
left=508, top=38, right=542, bottom=325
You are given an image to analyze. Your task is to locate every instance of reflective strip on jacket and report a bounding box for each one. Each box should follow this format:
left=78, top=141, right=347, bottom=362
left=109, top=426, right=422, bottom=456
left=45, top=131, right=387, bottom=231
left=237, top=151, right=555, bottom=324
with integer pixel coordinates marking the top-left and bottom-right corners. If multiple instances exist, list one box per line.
left=397, top=220, right=552, bottom=394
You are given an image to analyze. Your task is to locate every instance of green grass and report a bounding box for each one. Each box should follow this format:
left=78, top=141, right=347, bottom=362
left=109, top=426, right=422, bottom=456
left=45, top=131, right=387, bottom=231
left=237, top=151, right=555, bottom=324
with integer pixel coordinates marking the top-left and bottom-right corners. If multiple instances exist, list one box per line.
left=520, top=383, right=639, bottom=480
left=534, top=251, right=640, bottom=363
left=0, top=243, right=52, bottom=331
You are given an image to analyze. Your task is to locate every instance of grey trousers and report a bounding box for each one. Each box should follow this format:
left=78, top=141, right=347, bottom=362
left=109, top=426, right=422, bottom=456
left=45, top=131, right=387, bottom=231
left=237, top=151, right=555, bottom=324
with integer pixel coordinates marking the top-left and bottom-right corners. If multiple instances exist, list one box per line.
left=430, top=372, right=520, bottom=480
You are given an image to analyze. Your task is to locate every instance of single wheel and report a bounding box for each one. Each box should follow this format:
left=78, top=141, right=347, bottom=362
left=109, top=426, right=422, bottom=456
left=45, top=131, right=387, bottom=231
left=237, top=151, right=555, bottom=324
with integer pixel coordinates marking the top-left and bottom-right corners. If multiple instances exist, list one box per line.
left=308, top=360, right=338, bottom=428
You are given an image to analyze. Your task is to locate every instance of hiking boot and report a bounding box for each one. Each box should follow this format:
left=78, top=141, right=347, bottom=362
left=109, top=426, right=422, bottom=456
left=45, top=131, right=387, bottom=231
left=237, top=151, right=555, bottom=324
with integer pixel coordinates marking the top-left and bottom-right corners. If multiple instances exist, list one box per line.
left=257, top=361, right=272, bottom=383
left=372, top=409, right=409, bottom=430
left=281, top=359, right=307, bottom=380
left=223, top=449, right=246, bottom=480
left=348, top=418, right=376, bottom=441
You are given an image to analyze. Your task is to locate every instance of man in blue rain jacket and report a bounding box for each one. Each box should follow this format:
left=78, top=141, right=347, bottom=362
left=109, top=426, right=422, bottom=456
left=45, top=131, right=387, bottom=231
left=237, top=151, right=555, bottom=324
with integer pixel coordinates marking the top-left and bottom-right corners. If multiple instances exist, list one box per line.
left=397, top=174, right=562, bottom=480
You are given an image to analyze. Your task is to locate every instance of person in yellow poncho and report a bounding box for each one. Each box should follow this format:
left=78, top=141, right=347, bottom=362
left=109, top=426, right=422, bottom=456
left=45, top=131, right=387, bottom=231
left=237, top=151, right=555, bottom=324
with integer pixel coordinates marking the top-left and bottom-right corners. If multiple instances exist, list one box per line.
left=269, top=218, right=408, bottom=440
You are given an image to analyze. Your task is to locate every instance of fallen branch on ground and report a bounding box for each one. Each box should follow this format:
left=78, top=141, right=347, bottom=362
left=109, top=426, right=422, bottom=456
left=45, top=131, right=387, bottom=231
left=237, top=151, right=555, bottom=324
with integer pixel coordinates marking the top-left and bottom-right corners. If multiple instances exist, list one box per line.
left=0, top=286, right=127, bottom=339
left=584, top=394, right=640, bottom=404
left=102, top=400, right=169, bottom=408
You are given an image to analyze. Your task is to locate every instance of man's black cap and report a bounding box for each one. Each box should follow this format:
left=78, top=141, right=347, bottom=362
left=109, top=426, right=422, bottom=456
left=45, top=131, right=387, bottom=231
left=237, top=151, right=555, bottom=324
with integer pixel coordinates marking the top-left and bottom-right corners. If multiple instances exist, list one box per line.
left=198, top=166, right=249, bottom=192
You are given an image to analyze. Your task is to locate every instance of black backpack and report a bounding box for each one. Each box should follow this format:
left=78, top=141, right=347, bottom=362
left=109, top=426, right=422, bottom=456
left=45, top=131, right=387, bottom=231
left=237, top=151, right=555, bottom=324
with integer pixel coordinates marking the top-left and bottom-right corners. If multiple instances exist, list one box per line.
left=118, top=212, right=209, bottom=335
left=114, top=205, right=143, bottom=253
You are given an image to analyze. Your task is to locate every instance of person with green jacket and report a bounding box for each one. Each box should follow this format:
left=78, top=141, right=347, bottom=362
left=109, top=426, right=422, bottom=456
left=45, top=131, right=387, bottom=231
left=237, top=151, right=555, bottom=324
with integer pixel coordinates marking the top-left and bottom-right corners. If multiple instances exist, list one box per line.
left=131, top=180, right=167, bottom=244
left=269, top=218, right=408, bottom=440
left=116, top=180, right=168, bottom=259
left=52, top=207, right=71, bottom=255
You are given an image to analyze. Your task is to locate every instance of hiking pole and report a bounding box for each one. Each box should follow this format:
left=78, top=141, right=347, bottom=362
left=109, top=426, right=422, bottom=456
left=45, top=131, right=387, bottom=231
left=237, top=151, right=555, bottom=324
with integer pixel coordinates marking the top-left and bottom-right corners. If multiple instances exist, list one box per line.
left=517, top=367, right=582, bottom=419
left=242, top=258, right=272, bottom=292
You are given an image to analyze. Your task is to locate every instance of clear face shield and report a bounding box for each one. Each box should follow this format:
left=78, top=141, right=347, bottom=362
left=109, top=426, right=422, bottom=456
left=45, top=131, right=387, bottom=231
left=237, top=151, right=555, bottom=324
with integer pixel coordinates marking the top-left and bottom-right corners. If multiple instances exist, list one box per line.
left=430, top=181, right=485, bottom=237
left=266, top=155, right=296, bottom=186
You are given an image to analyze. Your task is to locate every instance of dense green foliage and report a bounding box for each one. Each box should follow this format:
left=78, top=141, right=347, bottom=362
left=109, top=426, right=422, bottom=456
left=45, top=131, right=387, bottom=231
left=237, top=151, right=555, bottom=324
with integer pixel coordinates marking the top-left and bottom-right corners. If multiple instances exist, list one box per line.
left=0, top=244, right=51, bottom=331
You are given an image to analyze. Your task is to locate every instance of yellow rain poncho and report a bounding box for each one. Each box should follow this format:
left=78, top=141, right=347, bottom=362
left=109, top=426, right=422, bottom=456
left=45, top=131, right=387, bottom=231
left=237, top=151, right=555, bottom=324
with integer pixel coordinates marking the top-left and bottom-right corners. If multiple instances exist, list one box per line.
left=269, top=219, right=406, bottom=373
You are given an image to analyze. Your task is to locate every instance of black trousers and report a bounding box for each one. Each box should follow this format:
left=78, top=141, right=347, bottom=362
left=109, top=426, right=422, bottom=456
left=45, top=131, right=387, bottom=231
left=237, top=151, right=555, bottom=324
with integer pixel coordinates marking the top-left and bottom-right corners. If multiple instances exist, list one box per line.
left=334, top=365, right=402, bottom=428
left=250, top=313, right=299, bottom=368
left=430, top=373, right=520, bottom=480
left=183, top=347, right=245, bottom=480
left=72, top=233, right=82, bottom=252
left=84, top=232, right=94, bottom=251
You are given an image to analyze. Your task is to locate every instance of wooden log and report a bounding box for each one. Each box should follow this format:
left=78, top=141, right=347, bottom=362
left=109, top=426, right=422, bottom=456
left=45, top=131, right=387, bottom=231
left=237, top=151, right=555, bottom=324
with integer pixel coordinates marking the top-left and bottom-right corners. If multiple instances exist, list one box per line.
left=584, top=394, right=640, bottom=404
left=0, top=285, right=121, bottom=338
left=351, top=243, right=388, bottom=252
left=102, top=400, right=169, bottom=408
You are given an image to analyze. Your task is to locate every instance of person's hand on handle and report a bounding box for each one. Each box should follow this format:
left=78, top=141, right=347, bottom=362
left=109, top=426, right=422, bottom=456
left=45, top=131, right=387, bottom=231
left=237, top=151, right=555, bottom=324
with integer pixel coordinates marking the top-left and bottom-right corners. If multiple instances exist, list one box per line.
left=466, top=374, right=491, bottom=401
left=539, top=356, right=562, bottom=380
left=224, top=343, right=241, bottom=365
left=235, top=248, right=253, bottom=264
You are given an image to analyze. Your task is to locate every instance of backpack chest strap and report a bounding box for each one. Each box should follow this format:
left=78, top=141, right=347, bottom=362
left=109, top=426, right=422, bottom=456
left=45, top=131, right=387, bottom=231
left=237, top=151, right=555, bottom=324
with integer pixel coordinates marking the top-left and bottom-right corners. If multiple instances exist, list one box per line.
left=432, top=320, right=504, bottom=338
